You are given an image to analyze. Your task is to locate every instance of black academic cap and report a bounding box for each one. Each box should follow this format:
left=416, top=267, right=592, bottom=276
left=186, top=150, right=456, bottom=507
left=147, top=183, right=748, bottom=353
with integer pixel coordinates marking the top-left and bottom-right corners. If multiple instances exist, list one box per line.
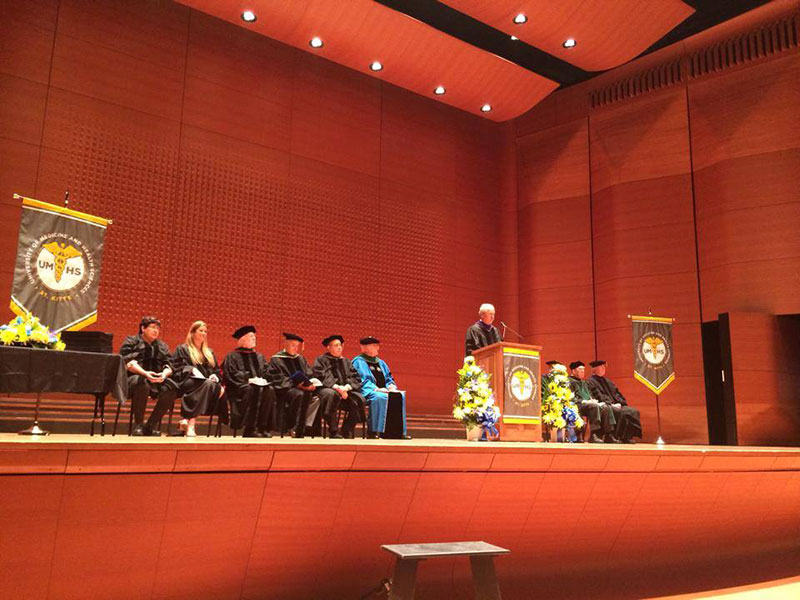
left=545, top=360, right=562, bottom=366
left=322, top=335, right=344, bottom=346
left=359, top=336, right=380, bottom=345
left=589, top=360, right=606, bottom=368
left=283, top=332, right=304, bottom=343
left=232, top=325, right=256, bottom=339
left=569, top=361, right=585, bottom=370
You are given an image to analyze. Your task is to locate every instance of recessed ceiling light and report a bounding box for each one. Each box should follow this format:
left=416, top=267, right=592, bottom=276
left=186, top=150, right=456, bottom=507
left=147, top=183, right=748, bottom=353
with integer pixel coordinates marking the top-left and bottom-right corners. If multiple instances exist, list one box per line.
left=370, top=61, right=383, bottom=71
left=563, top=38, right=577, bottom=48
left=513, top=13, right=527, bottom=25
left=309, top=37, right=324, bottom=48
left=480, top=104, right=492, bottom=113
left=510, top=35, right=518, bottom=41
left=434, top=85, right=446, bottom=95
left=241, top=10, right=257, bottom=23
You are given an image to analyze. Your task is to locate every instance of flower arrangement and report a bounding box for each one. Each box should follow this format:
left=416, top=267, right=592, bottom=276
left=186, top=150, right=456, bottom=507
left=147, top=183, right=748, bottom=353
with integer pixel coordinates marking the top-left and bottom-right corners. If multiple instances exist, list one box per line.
left=541, top=364, right=584, bottom=432
left=453, top=356, right=500, bottom=436
left=0, top=313, right=65, bottom=351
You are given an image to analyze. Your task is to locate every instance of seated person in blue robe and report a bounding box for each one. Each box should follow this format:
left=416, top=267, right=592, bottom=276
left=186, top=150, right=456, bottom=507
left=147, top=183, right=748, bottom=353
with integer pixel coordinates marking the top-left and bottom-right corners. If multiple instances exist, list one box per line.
left=351, top=337, right=411, bottom=440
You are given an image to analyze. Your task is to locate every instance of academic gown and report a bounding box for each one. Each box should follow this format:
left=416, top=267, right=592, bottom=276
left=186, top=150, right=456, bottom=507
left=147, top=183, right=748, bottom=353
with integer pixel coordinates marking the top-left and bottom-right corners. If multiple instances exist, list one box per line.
left=172, top=344, right=227, bottom=422
left=312, top=353, right=366, bottom=435
left=266, top=351, right=321, bottom=434
left=465, top=322, right=502, bottom=356
left=351, top=354, right=407, bottom=435
left=567, top=375, right=615, bottom=436
left=119, top=334, right=178, bottom=426
left=586, top=375, right=643, bottom=440
left=222, top=347, right=276, bottom=432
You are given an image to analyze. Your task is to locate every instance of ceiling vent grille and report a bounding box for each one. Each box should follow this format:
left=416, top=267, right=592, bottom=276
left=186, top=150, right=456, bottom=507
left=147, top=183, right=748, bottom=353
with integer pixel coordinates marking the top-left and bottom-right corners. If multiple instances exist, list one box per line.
left=590, top=59, right=683, bottom=107
left=590, top=12, right=798, bottom=108
left=689, top=12, right=798, bottom=78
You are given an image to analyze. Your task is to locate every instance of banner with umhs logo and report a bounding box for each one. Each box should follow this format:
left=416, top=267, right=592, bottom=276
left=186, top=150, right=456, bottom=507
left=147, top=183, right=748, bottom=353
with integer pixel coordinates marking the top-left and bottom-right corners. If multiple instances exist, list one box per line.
left=502, top=347, right=540, bottom=422
left=631, top=315, right=675, bottom=394
left=10, top=195, right=109, bottom=332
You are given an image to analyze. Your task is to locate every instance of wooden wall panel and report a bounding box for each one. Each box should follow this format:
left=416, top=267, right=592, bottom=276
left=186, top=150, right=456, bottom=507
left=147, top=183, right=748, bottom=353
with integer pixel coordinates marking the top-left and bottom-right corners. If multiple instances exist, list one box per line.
left=516, top=119, right=595, bottom=365
left=49, top=28, right=185, bottom=121
left=0, top=0, right=58, bottom=83
left=290, top=52, right=382, bottom=176
left=1, top=444, right=800, bottom=599
left=589, top=90, right=706, bottom=443
left=0, top=475, right=63, bottom=599
left=153, top=472, right=267, bottom=599
left=690, top=53, right=800, bottom=319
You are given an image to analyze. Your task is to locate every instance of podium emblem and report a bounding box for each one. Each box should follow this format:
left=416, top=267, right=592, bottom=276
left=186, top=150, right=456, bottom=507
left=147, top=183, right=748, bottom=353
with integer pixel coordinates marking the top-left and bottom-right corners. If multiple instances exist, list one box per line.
left=507, top=365, right=536, bottom=407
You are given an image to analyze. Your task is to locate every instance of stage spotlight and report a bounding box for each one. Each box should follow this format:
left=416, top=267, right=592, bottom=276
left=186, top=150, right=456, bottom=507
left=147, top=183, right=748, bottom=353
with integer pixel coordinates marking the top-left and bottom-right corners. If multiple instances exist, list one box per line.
left=241, top=10, right=257, bottom=23
left=563, top=38, right=577, bottom=48
left=480, top=104, right=492, bottom=113
left=434, top=86, right=446, bottom=95
left=309, top=37, right=324, bottom=48
left=513, top=13, right=527, bottom=25
left=370, top=61, right=383, bottom=71
left=510, top=35, right=518, bottom=41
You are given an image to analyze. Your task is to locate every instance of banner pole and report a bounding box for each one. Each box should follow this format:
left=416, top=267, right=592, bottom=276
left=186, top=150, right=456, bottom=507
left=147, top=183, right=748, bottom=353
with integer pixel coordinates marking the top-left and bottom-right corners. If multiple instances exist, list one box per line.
left=18, top=393, right=50, bottom=436
left=655, top=392, right=664, bottom=446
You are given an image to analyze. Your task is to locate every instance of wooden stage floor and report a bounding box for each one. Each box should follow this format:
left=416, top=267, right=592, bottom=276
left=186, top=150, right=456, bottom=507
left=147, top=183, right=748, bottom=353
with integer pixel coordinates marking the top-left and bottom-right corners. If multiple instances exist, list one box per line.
left=2, top=435, right=799, bottom=600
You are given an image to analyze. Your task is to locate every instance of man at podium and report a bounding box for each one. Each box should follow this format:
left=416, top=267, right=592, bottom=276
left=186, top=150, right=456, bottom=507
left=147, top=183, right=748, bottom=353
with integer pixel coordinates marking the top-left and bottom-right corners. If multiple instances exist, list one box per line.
left=465, top=303, right=503, bottom=356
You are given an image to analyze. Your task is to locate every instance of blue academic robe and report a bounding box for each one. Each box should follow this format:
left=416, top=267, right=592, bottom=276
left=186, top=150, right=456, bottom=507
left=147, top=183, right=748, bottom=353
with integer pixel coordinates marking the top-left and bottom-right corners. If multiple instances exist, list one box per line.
left=351, top=355, right=407, bottom=434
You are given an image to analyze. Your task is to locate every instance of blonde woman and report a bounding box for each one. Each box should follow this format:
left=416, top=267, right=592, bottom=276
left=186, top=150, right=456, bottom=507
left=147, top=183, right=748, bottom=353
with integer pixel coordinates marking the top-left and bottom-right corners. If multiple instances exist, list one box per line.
left=172, top=321, right=226, bottom=436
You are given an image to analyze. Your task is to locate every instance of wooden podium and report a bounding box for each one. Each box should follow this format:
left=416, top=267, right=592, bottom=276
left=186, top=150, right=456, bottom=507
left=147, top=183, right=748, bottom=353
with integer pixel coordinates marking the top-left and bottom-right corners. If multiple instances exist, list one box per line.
left=472, top=342, right=542, bottom=442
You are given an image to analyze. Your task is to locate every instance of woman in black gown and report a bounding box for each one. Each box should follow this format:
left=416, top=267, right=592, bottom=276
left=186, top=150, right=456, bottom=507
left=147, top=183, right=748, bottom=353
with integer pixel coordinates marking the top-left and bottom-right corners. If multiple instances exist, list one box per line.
left=172, top=321, right=226, bottom=436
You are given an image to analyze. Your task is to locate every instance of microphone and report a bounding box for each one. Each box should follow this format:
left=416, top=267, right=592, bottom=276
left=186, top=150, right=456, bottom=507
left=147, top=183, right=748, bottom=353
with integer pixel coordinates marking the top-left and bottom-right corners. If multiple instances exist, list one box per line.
left=500, top=321, right=524, bottom=341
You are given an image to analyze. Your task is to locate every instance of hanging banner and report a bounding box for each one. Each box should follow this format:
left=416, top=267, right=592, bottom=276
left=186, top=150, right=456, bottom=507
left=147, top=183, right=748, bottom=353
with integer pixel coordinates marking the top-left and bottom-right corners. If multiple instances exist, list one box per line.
left=631, top=314, right=675, bottom=394
left=502, top=347, right=541, bottom=423
left=9, top=195, right=110, bottom=332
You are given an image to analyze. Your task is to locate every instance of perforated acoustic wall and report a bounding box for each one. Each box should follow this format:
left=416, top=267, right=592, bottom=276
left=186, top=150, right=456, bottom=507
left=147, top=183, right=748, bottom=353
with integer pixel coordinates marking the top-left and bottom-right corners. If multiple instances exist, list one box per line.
left=0, top=0, right=516, bottom=416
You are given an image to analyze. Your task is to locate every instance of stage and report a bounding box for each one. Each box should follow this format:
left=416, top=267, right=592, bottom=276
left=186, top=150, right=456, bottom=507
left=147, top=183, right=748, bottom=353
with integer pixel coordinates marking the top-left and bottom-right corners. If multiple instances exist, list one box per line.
left=2, top=435, right=799, bottom=600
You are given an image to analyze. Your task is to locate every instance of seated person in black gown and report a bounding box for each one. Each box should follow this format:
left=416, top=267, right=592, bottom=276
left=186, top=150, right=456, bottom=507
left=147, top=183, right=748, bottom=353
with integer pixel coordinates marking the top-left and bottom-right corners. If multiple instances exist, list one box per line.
left=221, top=325, right=277, bottom=438
left=312, top=335, right=365, bottom=439
left=567, top=361, right=619, bottom=444
left=266, top=333, right=321, bottom=438
left=465, top=303, right=503, bottom=356
left=119, top=316, right=178, bottom=436
left=171, top=320, right=227, bottom=437
left=586, top=360, right=643, bottom=444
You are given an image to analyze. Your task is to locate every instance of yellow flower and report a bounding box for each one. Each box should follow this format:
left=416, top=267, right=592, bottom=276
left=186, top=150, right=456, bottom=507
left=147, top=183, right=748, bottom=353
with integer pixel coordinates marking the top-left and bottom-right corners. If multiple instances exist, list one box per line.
left=0, top=328, right=16, bottom=344
left=30, top=330, right=49, bottom=344
left=55, top=341, right=66, bottom=351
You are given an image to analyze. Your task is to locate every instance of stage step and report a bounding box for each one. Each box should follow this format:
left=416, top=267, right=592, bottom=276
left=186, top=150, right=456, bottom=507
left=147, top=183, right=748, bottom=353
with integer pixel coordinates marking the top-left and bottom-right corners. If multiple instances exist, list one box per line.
left=0, top=394, right=464, bottom=438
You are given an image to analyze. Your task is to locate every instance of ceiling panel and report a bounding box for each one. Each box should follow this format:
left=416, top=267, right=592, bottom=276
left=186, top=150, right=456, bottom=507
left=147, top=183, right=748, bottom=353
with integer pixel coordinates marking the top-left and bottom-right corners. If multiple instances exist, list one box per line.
left=441, top=0, right=695, bottom=72
left=176, top=0, right=559, bottom=121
